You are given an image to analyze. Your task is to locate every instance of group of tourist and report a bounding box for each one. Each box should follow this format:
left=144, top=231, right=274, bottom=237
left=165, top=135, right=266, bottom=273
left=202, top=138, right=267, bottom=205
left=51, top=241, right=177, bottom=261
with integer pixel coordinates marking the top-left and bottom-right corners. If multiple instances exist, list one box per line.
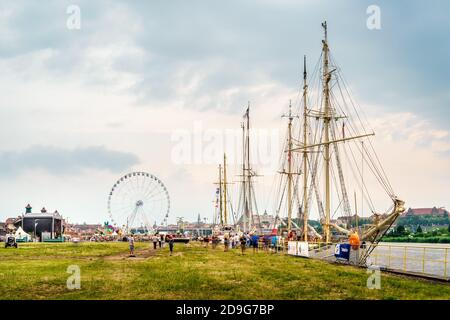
left=127, top=233, right=175, bottom=257
left=198, top=232, right=283, bottom=255
left=87, top=235, right=117, bottom=242
left=125, top=231, right=286, bottom=258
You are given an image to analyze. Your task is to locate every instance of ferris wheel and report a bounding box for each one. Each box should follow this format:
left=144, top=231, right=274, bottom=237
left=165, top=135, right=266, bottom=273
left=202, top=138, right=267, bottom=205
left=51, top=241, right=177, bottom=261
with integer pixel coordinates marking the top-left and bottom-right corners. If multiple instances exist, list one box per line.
left=107, top=172, right=170, bottom=233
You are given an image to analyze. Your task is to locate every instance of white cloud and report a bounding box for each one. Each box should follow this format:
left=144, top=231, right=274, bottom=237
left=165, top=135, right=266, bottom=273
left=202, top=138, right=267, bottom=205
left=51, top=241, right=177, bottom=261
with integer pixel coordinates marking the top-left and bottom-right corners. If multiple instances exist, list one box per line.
left=0, top=1, right=449, bottom=224
left=371, top=111, right=450, bottom=152
left=0, top=145, right=139, bottom=176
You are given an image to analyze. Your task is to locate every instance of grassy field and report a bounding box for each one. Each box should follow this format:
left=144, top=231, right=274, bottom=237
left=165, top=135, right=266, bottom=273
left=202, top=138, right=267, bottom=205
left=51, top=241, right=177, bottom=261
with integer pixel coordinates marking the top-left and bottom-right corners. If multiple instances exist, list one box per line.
left=0, top=242, right=449, bottom=300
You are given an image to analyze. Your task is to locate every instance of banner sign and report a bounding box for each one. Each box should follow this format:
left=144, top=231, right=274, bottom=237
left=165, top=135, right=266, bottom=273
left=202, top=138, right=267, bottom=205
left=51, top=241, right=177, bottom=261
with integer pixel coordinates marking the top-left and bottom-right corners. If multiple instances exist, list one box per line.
left=334, top=243, right=351, bottom=261
left=288, top=241, right=297, bottom=255
left=296, top=241, right=309, bottom=257
left=288, top=241, right=309, bottom=257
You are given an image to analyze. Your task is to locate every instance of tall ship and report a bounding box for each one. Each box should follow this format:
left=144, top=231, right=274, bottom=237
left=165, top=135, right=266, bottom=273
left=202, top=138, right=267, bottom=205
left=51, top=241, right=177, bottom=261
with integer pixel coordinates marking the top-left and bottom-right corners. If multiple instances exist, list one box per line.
left=211, top=21, right=405, bottom=264
left=212, top=104, right=261, bottom=235
left=273, top=21, right=405, bottom=263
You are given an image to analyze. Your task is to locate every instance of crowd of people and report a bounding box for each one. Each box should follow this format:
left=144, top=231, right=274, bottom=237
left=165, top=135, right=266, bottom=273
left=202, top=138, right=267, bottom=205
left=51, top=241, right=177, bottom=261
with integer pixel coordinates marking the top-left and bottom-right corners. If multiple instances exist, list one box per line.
left=105, top=230, right=291, bottom=258
left=127, top=233, right=175, bottom=257
left=198, top=232, right=284, bottom=255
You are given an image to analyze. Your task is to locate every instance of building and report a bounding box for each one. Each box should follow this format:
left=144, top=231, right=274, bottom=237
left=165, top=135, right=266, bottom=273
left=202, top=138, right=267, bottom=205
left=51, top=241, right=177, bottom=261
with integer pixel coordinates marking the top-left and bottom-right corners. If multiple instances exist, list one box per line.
left=182, top=223, right=213, bottom=236
left=402, top=207, right=449, bottom=217
left=157, top=223, right=213, bottom=236
left=65, top=223, right=102, bottom=239
left=14, top=204, right=64, bottom=241
left=258, top=211, right=275, bottom=231
left=236, top=211, right=276, bottom=233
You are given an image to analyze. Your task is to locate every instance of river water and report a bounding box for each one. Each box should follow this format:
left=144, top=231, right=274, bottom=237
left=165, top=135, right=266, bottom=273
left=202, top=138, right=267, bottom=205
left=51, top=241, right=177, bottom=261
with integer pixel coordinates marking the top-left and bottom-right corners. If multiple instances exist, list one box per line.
left=370, top=242, right=450, bottom=278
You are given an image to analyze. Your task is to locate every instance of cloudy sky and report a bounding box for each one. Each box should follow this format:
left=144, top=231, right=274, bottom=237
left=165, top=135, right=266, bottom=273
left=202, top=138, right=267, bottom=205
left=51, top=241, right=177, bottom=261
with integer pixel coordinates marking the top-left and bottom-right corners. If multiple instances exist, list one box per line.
left=0, top=0, right=449, bottom=224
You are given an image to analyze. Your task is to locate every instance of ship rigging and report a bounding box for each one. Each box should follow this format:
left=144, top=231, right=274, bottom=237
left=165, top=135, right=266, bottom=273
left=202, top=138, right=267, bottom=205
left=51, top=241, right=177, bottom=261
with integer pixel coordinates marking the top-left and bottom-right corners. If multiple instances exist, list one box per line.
left=210, top=21, right=405, bottom=264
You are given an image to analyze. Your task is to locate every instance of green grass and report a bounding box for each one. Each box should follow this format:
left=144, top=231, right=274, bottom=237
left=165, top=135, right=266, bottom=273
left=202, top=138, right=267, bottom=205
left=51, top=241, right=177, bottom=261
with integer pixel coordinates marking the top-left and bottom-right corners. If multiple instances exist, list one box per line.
left=0, top=242, right=449, bottom=300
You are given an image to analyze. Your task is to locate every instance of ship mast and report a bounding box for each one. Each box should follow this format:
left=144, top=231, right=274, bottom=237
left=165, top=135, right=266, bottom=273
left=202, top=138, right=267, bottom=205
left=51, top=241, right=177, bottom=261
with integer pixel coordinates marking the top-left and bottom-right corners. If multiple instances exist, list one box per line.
left=240, top=104, right=252, bottom=232
left=218, top=164, right=223, bottom=226
left=322, top=21, right=332, bottom=243
left=239, top=102, right=261, bottom=232
left=280, top=100, right=299, bottom=231
left=215, top=153, right=233, bottom=228
left=284, top=22, right=404, bottom=261
left=246, top=103, right=251, bottom=232
left=302, top=55, right=309, bottom=241
left=283, top=101, right=294, bottom=230
left=223, top=153, right=228, bottom=225
left=241, top=121, right=247, bottom=232
left=288, top=103, right=293, bottom=231
left=291, top=22, right=375, bottom=243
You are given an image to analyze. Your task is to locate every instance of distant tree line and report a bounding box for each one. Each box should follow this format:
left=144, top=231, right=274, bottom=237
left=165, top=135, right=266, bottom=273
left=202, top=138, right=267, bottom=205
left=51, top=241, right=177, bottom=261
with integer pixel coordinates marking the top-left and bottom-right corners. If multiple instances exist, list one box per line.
left=383, top=223, right=450, bottom=243
left=398, top=213, right=449, bottom=228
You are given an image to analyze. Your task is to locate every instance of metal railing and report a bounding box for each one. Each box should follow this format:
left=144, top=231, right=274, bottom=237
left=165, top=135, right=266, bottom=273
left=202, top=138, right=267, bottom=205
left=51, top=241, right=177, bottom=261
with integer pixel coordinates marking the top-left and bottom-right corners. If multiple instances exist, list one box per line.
left=363, top=243, right=450, bottom=279
left=231, top=238, right=450, bottom=280
left=282, top=241, right=450, bottom=280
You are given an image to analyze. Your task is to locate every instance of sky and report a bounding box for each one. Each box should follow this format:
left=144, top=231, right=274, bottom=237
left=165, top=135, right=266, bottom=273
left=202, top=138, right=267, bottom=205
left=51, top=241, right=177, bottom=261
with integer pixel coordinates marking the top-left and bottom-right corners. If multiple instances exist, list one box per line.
left=0, top=0, right=449, bottom=225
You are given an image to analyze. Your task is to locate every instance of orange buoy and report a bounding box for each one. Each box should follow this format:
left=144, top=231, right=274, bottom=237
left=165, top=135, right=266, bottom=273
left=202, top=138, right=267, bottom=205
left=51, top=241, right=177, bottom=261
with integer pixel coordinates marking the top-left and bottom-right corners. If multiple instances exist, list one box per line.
left=349, top=232, right=360, bottom=250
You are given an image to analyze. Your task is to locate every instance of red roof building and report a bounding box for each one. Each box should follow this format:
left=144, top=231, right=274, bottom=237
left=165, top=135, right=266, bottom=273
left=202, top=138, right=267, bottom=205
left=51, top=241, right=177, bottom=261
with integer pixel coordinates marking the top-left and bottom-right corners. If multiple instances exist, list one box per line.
left=403, top=207, right=449, bottom=217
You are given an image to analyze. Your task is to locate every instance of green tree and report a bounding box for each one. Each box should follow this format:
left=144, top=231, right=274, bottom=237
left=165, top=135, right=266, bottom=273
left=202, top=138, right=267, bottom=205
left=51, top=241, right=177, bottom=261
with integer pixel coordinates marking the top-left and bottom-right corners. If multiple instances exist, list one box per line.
left=416, top=225, right=422, bottom=233
left=396, top=225, right=405, bottom=236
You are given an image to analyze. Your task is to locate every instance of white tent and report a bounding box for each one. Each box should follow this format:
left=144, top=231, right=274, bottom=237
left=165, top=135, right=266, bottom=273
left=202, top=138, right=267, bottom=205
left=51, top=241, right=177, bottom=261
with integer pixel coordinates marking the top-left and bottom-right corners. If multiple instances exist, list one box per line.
left=15, top=227, right=31, bottom=241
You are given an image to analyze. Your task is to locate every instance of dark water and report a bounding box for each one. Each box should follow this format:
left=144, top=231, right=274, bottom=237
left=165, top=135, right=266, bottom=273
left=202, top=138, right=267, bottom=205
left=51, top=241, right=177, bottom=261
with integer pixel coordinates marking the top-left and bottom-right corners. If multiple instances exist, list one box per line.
left=370, top=242, right=450, bottom=278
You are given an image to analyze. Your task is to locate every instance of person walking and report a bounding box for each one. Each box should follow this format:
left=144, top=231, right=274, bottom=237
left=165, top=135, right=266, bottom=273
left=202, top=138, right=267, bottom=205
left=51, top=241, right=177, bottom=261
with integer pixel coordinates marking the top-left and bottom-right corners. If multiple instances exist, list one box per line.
left=271, top=235, right=277, bottom=253
left=245, top=232, right=251, bottom=248
left=160, top=234, right=165, bottom=248
left=212, top=235, right=218, bottom=249
left=239, top=234, right=247, bottom=255
left=167, top=234, right=174, bottom=256
left=224, top=234, right=229, bottom=252
left=128, top=234, right=135, bottom=257
left=263, top=235, right=270, bottom=253
left=152, top=234, right=158, bottom=250
left=251, top=233, right=259, bottom=254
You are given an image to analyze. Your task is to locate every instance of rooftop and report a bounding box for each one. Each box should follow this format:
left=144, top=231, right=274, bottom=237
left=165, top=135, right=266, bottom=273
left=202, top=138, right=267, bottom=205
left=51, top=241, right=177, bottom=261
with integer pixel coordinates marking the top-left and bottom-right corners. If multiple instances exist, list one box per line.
left=403, top=207, right=448, bottom=216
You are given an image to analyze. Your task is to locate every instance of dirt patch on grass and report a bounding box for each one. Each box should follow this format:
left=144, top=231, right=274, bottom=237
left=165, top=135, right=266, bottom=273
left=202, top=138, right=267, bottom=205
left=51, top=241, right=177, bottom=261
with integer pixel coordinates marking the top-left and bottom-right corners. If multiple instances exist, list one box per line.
left=171, top=252, right=183, bottom=257
left=103, top=248, right=159, bottom=261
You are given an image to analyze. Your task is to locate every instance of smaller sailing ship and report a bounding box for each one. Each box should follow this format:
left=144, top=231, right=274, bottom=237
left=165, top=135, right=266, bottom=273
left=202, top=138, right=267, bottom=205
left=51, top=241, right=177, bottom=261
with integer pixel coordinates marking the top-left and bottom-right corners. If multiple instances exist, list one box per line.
left=211, top=104, right=263, bottom=235
left=235, top=104, right=262, bottom=235
left=212, top=153, right=237, bottom=233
